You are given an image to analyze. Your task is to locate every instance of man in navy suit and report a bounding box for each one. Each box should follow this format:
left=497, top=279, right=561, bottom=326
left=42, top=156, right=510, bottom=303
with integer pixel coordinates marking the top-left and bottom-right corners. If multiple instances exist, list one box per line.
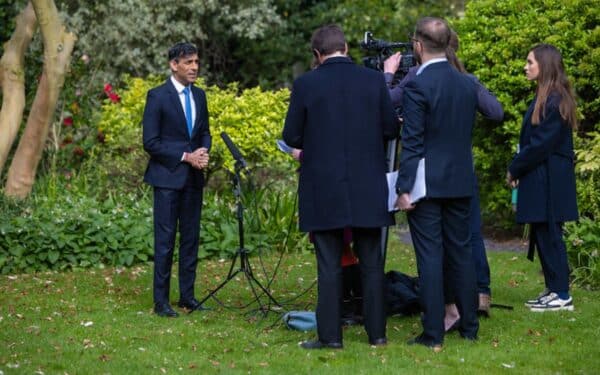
left=142, top=42, right=212, bottom=317
left=395, top=17, right=479, bottom=348
left=283, top=24, right=399, bottom=349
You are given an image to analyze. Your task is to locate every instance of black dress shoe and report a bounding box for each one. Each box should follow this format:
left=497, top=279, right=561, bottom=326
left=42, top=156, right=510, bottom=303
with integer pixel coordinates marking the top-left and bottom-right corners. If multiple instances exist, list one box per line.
left=177, top=298, right=211, bottom=312
left=369, top=337, right=387, bottom=346
left=300, top=340, right=343, bottom=350
left=407, top=334, right=442, bottom=351
left=154, top=303, right=179, bottom=317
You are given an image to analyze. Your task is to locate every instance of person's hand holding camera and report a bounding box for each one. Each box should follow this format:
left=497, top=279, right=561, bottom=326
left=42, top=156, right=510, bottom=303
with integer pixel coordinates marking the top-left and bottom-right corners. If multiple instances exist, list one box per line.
left=384, top=52, right=402, bottom=74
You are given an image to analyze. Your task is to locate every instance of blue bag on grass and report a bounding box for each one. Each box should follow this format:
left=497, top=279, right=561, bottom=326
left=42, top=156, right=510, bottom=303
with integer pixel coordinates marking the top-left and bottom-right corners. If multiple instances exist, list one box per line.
left=282, top=311, right=316, bottom=331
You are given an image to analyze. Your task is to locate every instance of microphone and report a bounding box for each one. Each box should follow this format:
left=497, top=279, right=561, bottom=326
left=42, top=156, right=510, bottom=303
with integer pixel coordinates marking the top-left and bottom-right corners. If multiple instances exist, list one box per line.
left=220, top=131, right=247, bottom=168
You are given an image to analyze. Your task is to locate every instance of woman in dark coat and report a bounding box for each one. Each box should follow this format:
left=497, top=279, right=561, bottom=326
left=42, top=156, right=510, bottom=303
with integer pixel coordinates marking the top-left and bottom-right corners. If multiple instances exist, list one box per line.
left=507, top=44, right=578, bottom=312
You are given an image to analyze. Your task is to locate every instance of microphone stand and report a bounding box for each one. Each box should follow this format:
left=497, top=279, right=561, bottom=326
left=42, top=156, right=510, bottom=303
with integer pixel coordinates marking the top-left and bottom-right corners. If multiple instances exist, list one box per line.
left=198, top=159, right=281, bottom=314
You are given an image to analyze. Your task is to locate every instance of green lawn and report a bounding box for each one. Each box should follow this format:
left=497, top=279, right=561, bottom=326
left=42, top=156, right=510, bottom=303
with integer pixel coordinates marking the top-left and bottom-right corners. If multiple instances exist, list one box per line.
left=1, top=234, right=599, bottom=374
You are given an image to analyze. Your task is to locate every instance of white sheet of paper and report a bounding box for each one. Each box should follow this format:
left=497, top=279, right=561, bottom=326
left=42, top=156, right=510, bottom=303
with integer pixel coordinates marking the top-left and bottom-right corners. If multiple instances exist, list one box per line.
left=387, top=158, right=426, bottom=211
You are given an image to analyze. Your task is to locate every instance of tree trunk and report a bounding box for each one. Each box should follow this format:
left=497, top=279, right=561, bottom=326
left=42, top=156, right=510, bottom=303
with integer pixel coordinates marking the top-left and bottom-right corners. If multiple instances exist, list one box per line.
left=0, top=2, right=37, bottom=175
left=4, top=0, right=76, bottom=198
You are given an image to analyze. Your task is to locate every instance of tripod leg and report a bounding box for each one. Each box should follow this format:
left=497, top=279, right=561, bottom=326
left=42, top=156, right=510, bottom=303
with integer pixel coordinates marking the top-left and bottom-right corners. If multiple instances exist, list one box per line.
left=197, top=268, right=243, bottom=306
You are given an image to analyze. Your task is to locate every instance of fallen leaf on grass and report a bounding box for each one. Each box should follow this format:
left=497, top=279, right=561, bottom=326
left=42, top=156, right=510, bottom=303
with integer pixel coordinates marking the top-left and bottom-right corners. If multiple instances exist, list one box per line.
left=99, top=354, right=110, bottom=362
left=80, top=321, right=94, bottom=327
left=258, top=362, right=269, bottom=367
left=527, top=329, right=541, bottom=336
left=502, top=363, right=515, bottom=368
left=210, top=360, right=220, bottom=366
left=188, top=363, right=197, bottom=369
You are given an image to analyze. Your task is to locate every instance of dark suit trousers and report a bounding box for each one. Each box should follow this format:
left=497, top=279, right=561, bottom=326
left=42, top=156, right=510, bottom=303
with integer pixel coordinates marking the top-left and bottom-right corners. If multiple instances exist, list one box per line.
left=408, top=198, right=479, bottom=344
left=531, top=222, right=570, bottom=293
left=153, top=179, right=203, bottom=305
left=312, top=227, right=386, bottom=344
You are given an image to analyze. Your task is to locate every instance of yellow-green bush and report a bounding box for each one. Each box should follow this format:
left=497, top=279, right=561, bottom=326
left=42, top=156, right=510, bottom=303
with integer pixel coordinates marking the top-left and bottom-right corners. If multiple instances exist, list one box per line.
left=95, top=76, right=293, bottom=187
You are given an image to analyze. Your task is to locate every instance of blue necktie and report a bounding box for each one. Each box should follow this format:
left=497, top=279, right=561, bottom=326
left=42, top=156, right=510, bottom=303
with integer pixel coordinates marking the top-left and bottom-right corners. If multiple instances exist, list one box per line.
left=183, top=86, right=193, bottom=136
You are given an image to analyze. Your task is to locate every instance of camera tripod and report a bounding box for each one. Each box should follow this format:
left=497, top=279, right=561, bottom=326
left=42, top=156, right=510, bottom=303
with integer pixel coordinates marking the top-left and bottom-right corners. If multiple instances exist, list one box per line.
left=198, top=160, right=281, bottom=313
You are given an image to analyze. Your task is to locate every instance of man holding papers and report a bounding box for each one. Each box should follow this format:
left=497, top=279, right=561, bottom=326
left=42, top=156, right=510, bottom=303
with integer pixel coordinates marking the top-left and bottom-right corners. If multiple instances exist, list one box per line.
left=394, top=17, right=479, bottom=349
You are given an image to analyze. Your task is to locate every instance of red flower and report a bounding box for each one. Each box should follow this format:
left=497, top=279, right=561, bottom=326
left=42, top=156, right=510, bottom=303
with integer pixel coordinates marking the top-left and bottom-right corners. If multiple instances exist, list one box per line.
left=108, top=92, right=121, bottom=103
left=104, top=83, right=120, bottom=103
left=63, top=116, right=73, bottom=127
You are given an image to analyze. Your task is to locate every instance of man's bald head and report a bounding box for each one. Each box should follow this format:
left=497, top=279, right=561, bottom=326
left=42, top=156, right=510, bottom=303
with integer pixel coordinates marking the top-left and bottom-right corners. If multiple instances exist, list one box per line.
left=414, top=17, right=451, bottom=54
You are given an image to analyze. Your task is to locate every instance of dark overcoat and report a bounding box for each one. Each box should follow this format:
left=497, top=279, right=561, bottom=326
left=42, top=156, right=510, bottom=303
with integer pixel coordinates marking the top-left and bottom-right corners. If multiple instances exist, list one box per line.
left=283, top=56, right=399, bottom=232
left=508, top=94, right=578, bottom=224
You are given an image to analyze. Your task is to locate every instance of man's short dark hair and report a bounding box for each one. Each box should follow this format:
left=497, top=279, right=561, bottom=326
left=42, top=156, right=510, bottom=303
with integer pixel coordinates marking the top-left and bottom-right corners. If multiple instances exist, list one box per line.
left=415, top=17, right=450, bottom=54
left=311, top=24, right=346, bottom=56
left=168, top=42, right=198, bottom=62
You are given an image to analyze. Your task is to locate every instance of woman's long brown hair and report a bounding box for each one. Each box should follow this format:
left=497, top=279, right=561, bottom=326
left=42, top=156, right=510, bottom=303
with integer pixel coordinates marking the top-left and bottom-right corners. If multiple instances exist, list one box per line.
left=446, top=29, right=466, bottom=73
left=530, top=44, right=578, bottom=129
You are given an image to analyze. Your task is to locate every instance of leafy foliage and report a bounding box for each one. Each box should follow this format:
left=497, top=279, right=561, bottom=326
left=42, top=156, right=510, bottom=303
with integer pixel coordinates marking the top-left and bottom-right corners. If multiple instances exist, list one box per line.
left=453, top=0, right=600, bottom=227
left=0, top=172, right=308, bottom=275
left=565, top=217, right=600, bottom=288
left=61, top=0, right=282, bottom=85
left=0, top=187, right=153, bottom=275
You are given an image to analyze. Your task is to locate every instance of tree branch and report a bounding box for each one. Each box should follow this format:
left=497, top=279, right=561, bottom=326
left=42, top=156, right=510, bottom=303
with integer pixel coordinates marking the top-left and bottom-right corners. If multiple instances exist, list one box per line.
left=0, top=2, right=37, bottom=175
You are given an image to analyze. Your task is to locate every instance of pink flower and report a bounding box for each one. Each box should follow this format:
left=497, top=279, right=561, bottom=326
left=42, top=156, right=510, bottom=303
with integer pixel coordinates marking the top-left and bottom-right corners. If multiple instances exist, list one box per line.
left=104, top=83, right=113, bottom=94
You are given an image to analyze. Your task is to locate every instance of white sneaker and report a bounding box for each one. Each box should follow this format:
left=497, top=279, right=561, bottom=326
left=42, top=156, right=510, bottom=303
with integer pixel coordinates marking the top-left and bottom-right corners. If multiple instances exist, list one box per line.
left=524, top=288, right=550, bottom=307
left=529, top=292, right=574, bottom=312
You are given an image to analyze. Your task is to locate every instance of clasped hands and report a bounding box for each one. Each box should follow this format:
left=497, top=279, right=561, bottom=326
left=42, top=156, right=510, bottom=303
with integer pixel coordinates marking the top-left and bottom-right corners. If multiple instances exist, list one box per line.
left=184, top=147, right=209, bottom=170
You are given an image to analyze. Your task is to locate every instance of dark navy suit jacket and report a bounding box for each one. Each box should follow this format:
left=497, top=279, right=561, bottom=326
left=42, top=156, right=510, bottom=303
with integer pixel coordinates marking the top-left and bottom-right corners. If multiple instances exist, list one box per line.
left=508, top=94, right=578, bottom=223
left=142, top=79, right=211, bottom=189
left=396, top=61, right=478, bottom=197
left=283, top=56, right=399, bottom=232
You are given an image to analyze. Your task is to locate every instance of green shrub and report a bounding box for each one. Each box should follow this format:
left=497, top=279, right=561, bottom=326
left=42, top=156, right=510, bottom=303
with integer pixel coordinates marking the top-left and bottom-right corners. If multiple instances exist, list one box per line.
left=0, top=188, right=154, bottom=274
left=574, top=131, right=600, bottom=219
left=565, top=217, right=600, bottom=289
left=200, top=178, right=310, bottom=259
left=0, top=174, right=309, bottom=275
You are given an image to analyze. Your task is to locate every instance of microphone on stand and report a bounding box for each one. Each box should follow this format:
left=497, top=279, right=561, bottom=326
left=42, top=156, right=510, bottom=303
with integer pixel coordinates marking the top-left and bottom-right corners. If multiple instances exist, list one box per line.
left=220, top=131, right=247, bottom=169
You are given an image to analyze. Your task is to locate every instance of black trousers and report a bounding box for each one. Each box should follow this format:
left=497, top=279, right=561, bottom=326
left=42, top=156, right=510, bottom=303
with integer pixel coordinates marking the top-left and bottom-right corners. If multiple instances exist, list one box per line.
left=312, top=227, right=386, bottom=344
left=531, top=222, right=570, bottom=293
left=152, top=182, right=203, bottom=305
left=407, top=198, right=479, bottom=344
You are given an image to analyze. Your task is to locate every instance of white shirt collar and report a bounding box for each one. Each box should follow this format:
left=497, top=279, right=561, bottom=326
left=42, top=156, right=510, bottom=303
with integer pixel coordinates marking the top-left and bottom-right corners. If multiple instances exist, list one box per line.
left=170, top=76, right=189, bottom=93
left=416, top=57, right=448, bottom=76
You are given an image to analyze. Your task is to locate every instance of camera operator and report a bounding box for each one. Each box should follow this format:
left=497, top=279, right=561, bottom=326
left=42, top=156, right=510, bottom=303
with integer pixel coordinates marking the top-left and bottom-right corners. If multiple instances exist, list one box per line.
left=387, top=26, right=503, bottom=336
